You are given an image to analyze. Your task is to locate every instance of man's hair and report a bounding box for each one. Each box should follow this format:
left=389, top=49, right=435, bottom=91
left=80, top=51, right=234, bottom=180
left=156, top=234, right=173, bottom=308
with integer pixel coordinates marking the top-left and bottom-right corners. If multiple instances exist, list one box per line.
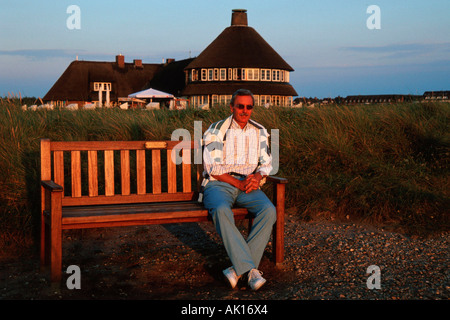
left=230, top=89, right=255, bottom=106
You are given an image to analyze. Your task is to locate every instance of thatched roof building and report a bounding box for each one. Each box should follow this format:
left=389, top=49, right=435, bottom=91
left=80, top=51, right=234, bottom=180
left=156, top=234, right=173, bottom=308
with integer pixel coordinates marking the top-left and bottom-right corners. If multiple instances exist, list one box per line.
left=182, top=9, right=298, bottom=107
left=44, top=9, right=298, bottom=108
left=43, top=55, right=190, bottom=107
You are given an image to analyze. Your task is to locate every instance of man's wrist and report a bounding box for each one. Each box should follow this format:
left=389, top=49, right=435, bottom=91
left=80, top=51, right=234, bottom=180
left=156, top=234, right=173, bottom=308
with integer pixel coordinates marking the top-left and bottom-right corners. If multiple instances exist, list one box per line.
left=255, top=172, right=267, bottom=186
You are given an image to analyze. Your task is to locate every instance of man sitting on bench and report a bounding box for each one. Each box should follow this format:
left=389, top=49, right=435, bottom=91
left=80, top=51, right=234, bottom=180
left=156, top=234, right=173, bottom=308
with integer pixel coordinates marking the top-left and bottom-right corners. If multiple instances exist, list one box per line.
left=201, top=89, right=276, bottom=291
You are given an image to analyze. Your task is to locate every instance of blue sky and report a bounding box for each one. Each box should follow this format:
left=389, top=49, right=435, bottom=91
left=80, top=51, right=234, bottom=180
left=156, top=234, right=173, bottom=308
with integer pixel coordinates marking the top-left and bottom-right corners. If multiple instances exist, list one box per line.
left=1, top=0, right=449, bottom=98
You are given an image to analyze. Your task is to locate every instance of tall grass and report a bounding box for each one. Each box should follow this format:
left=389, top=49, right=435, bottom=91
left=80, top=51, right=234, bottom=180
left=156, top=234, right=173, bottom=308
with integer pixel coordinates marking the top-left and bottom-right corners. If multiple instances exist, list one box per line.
left=0, top=99, right=448, bottom=254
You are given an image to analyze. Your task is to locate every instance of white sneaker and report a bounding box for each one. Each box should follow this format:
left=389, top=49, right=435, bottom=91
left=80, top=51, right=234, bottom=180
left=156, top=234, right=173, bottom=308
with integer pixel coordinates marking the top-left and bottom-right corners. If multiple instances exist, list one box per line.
left=247, top=269, right=266, bottom=291
left=223, top=267, right=240, bottom=289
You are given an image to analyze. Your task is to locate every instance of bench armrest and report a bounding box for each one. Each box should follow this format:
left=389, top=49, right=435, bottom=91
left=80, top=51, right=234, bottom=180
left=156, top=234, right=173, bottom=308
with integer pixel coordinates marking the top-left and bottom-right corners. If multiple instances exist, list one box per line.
left=267, top=176, right=288, bottom=184
left=41, top=180, right=64, bottom=192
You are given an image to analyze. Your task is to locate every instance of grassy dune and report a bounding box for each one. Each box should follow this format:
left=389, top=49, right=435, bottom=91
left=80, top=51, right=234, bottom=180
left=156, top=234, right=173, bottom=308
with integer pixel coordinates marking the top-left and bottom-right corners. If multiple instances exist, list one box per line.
left=0, top=99, right=448, bottom=252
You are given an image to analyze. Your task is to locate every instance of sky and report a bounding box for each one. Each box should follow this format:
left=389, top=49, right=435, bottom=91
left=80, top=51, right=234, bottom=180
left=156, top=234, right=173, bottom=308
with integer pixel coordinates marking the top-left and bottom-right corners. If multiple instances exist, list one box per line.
left=0, top=0, right=449, bottom=99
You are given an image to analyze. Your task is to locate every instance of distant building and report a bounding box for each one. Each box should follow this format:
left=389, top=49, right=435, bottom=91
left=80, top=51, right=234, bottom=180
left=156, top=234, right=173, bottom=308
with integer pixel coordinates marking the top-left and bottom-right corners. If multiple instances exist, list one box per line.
left=182, top=9, right=298, bottom=107
left=423, top=91, right=449, bottom=101
left=44, top=9, right=298, bottom=109
left=43, top=55, right=192, bottom=108
left=344, top=94, right=421, bottom=104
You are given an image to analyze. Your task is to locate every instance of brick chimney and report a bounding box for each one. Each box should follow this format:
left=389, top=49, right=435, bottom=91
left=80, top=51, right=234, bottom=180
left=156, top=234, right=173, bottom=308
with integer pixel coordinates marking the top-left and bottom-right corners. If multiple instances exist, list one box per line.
left=116, top=54, right=125, bottom=68
left=231, top=9, right=248, bottom=26
left=134, top=59, right=143, bottom=68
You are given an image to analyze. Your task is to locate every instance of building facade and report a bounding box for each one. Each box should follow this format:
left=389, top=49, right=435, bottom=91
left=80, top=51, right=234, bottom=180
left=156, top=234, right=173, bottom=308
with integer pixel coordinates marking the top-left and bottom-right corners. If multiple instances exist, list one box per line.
left=182, top=9, right=298, bottom=107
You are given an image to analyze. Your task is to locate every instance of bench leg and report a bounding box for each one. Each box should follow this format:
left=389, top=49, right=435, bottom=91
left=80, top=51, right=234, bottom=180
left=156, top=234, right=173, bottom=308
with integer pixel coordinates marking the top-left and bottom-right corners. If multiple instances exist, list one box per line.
left=40, top=221, right=51, bottom=269
left=272, top=183, right=285, bottom=265
left=40, top=188, right=49, bottom=270
left=50, top=192, right=63, bottom=282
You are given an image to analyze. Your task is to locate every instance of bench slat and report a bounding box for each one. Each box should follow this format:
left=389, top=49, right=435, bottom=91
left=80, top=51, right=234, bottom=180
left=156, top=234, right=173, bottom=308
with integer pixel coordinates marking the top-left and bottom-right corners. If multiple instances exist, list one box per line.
left=120, top=150, right=130, bottom=195
left=61, top=192, right=196, bottom=206
left=167, top=149, right=177, bottom=193
left=182, top=149, right=191, bottom=193
left=136, top=150, right=146, bottom=194
left=104, top=150, right=115, bottom=196
left=50, top=140, right=190, bottom=151
left=88, top=151, right=98, bottom=197
left=71, top=151, right=81, bottom=197
left=54, top=151, right=64, bottom=198
left=152, top=149, right=161, bottom=194
left=60, top=201, right=249, bottom=229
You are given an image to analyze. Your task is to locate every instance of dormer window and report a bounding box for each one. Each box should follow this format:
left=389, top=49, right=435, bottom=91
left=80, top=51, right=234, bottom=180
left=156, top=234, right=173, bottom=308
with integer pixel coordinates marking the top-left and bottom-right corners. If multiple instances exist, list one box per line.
left=93, top=82, right=111, bottom=91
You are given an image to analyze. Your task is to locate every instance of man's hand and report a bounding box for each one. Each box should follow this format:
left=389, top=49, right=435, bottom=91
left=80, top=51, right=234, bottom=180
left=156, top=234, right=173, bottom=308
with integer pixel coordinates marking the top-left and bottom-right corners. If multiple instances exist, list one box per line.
left=241, top=173, right=264, bottom=193
left=211, top=172, right=265, bottom=193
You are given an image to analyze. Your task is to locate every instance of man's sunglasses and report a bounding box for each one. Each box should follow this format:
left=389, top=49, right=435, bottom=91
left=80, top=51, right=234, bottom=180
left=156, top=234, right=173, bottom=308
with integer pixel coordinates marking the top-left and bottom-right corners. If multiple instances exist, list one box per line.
left=235, top=104, right=254, bottom=110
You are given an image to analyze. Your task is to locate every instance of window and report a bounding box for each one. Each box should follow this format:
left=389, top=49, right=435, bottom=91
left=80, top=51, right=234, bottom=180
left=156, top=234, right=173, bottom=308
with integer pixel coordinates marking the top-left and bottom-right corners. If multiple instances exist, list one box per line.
left=244, top=69, right=259, bottom=81
left=201, top=69, right=207, bottom=81
left=212, top=95, right=219, bottom=106
left=228, top=68, right=233, bottom=80
left=253, top=95, right=260, bottom=106
left=219, top=95, right=232, bottom=105
left=93, top=82, right=111, bottom=91
left=233, top=68, right=242, bottom=80
left=214, top=69, right=219, bottom=81
left=260, top=95, right=270, bottom=106
left=261, top=69, right=271, bottom=81
left=208, top=69, right=214, bottom=81
left=192, top=95, right=209, bottom=106
left=191, top=69, right=198, bottom=82
left=272, top=70, right=280, bottom=82
left=272, top=96, right=281, bottom=106
left=220, top=69, right=227, bottom=81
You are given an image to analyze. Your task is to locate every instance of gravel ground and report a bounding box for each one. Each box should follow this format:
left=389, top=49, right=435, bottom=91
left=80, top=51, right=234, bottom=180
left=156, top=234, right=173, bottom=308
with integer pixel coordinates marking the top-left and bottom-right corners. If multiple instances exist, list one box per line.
left=0, top=214, right=448, bottom=301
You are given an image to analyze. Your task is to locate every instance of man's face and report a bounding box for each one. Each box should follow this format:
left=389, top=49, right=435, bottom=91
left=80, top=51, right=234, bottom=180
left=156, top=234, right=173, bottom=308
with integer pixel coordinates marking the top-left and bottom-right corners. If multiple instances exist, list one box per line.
left=230, top=95, right=254, bottom=128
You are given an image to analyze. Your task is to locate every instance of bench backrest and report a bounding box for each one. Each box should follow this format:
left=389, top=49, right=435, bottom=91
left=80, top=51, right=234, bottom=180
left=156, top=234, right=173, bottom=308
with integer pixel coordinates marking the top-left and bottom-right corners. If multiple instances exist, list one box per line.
left=40, top=139, right=202, bottom=206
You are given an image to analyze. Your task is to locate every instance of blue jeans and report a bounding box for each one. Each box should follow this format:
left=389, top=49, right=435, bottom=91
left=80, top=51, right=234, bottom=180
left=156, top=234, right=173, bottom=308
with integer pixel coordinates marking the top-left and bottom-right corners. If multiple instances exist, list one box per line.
left=203, top=180, right=276, bottom=276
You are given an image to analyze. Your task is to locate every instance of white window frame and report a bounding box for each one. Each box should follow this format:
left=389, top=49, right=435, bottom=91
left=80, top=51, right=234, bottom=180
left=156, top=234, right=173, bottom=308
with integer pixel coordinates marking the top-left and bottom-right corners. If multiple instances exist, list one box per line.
left=272, top=70, right=280, bottom=82
left=220, top=68, right=227, bottom=81
left=253, top=95, right=260, bottom=106
left=260, top=95, right=270, bottom=106
left=244, top=68, right=259, bottom=81
left=201, top=69, right=207, bottom=81
left=233, top=68, right=240, bottom=80
left=214, top=68, right=219, bottom=81
left=208, top=69, right=214, bottom=81
left=261, top=69, right=271, bottom=81
left=94, top=82, right=112, bottom=91
left=212, top=95, right=219, bottom=106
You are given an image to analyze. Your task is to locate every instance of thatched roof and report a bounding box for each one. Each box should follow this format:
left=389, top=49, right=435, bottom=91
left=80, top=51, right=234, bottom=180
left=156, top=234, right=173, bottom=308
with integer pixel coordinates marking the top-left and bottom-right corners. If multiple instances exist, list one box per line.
left=182, top=9, right=297, bottom=97
left=145, top=58, right=195, bottom=96
left=185, top=12, right=294, bottom=71
left=43, top=59, right=162, bottom=102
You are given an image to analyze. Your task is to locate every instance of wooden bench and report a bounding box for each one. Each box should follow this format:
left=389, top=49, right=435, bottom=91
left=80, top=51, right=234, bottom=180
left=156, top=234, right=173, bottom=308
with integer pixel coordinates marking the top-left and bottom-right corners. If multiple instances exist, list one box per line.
left=40, top=139, right=287, bottom=282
